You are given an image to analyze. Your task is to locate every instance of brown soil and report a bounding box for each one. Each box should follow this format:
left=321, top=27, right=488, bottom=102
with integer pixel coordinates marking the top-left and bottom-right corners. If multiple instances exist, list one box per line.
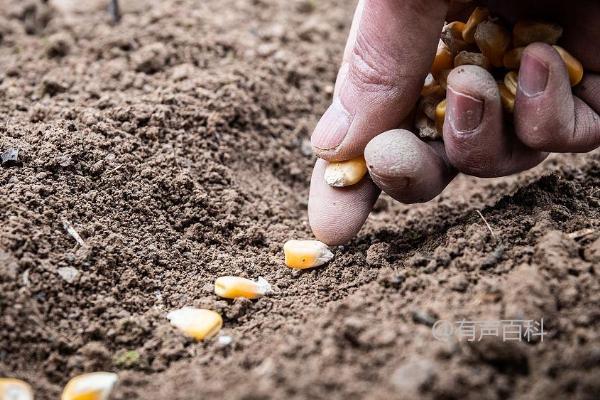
left=1, top=1, right=599, bottom=399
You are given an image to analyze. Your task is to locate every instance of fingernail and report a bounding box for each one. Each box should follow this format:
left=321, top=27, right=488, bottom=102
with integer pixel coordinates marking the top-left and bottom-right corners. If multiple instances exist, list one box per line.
left=519, top=53, right=549, bottom=97
left=447, top=88, right=483, bottom=132
left=311, top=100, right=352, bottom=150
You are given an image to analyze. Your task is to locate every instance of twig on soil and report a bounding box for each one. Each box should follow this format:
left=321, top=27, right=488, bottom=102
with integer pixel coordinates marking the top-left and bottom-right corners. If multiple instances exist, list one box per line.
left=62, top=219, right=86, bottom=247
left=109, top=0, right=121, bottom=23
left=476, top=210, right=496, bottom=239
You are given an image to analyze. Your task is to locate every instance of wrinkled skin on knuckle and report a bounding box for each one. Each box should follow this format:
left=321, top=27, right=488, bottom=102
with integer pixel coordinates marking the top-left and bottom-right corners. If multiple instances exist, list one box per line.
left=348, top=31, right=402, bottom=95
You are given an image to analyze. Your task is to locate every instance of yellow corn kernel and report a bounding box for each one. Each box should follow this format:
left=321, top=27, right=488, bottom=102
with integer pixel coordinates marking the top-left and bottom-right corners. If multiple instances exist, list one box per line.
left=553, top=46, right=584, bottom=86
left=441, top=21, right=469, bottom=55
left=504, top=71, right=518, bottom=96
left=513, top=20, right=563, bottom=47
left=462, top=7, right=490, bottom=44
left=503, top=47, right=524, bottom=69
left=474, top=21, right=511, bottom=68
left=0, top=378, right=33, bottom=400
left=435, top=99, right=447, bottom=135
left=421, top=74, right=444, bottom=97
left=431, top=41, right=454, bottom=77
left=61, top=372, right=118, bottom=400
left=167, top=308, right=222, bottom=340
left=283, top=240, right=333, bottom=269
left=214, top=276, right=271, bottom=300
left=454, top=51, right=491, bottom=70
left=415, top=112, right=441, bottom=141
left=437, top=69, right=452, bottom=91
left=324, top=156, right=367, bottom=187
left=498, top=83, right=515, bottom=113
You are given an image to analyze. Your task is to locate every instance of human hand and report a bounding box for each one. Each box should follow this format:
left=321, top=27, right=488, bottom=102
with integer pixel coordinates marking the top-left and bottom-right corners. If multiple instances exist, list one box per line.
left=308, top=0, right=600, bottom=245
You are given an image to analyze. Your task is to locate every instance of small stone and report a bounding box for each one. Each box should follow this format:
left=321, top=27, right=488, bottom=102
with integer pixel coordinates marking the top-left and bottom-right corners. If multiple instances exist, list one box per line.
left=1, top=148, right=21, bottom=167
left=57, top=266, right=80, bottom=283
left=390, top=357, right=437, bottom=394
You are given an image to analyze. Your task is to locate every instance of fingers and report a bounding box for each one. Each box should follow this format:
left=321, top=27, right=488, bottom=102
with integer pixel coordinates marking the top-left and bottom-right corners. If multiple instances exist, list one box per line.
left=443, top=65, right=547, bottom=178
left=311, top=0, right=449, bottom=162
left=515, top=43, right=600, bottom=153
left=308, top=159, right=380, bottom=246
left=364, top=130, right=457, bottom=204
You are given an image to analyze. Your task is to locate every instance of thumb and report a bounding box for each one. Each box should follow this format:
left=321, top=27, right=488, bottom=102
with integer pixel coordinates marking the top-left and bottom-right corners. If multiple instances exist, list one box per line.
left=311, top=0, right=449, bottom=162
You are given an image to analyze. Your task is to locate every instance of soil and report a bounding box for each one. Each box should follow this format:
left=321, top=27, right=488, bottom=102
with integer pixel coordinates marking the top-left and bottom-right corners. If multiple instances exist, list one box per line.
left=1, top=1, right=599, bottom=399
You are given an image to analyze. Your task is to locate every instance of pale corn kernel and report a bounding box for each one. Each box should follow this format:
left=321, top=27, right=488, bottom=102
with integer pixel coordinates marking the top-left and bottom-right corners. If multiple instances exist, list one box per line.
left=431, top=41, right=454, bottom=77
left=167, top=307, right=222, bottom=340
left=61, top=372, right=118, bottom=400
left=324, top=156, right=367, bottom=187
left=415, top=113, right=441, bottom=141
left=498, top=83, right=515, bottom=113
left=462, top=7, right=490, bottom=44
left=214, top=276, right=271, bottom=300
left=503, top=47, right=524, bottom=69
left=421, top=74, right=444, bottom=97
left=435, top=99, right=447, bottom=135
left=553, top=46, right=584, bottom=86
left=474, top=21, right=511, bottom=68
left=513, top=20, right=563, bottom=47
left=0, top=378, right=33, bottom=400
left=504, top=71, right=518, bottom=96
left=454, top=51, right=491, bottom=70
left=441, top=21, right=469, bottom=55
left=283, top=240, right=333, bottom=269
left=437, top=69, right=452, bottom=91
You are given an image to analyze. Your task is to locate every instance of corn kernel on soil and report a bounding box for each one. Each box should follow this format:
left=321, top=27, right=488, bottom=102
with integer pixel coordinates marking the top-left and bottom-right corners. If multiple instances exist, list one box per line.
left=214, top=276, right=272, bottom=299
left=283, top=240, right=334, bottom=269
left=0, top=378, right=33, bottom=400
left=167, top=308, right=223, bottom=340
left=61, top=372, right=118, bottom=400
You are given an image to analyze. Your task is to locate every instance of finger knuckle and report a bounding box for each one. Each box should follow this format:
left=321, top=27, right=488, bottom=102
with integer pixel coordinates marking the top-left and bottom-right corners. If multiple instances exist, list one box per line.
left=349, top=31, right=400, bottom=94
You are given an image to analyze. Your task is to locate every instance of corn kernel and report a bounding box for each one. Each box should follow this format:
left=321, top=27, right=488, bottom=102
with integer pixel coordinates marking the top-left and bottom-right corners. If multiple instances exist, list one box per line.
left=61, top=372, right=118, bottom=400
left=441, top=21, right=469, bottom=55
left=553, top=46, right=584, bottom=86
left=421, top=74, right=444, bottom=97
left=0, top=378, right=33, bottom=400
left=462, top=7, right=490, bottom=44
left=167, top=307, right=222, bottom=340
left=504, top=71, right=518, bottom=96
left=283, top=240, right=333, bottom=269
left=498, top=82, right=515, bottom=113
left=437, top=69, right=452, bottom=91
left=415, top=113, right=441, bottom=141
left=431, top=41, right=454, bottom=77
left=214, top=276, right=271, bottom=300
left=503, top=47, right=524, bottom=69
left=454, top=51, right=491, bottom=70
left=435, top=99, right=447, bottom=135
left=513, top=20, right=563, bottom=47
left=474, top=21, right=511, bottom=68
left=324, top=156, right=367, bottom=187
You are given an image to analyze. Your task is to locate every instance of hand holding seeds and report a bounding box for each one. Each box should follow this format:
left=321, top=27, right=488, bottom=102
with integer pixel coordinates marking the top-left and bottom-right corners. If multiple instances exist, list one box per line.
left=308, top=0, right=600, bottom=246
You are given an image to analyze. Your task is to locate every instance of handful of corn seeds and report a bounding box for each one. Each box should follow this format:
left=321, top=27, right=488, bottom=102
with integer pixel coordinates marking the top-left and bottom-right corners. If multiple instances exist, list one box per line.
left=418, top=7, right=584, bottom=141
